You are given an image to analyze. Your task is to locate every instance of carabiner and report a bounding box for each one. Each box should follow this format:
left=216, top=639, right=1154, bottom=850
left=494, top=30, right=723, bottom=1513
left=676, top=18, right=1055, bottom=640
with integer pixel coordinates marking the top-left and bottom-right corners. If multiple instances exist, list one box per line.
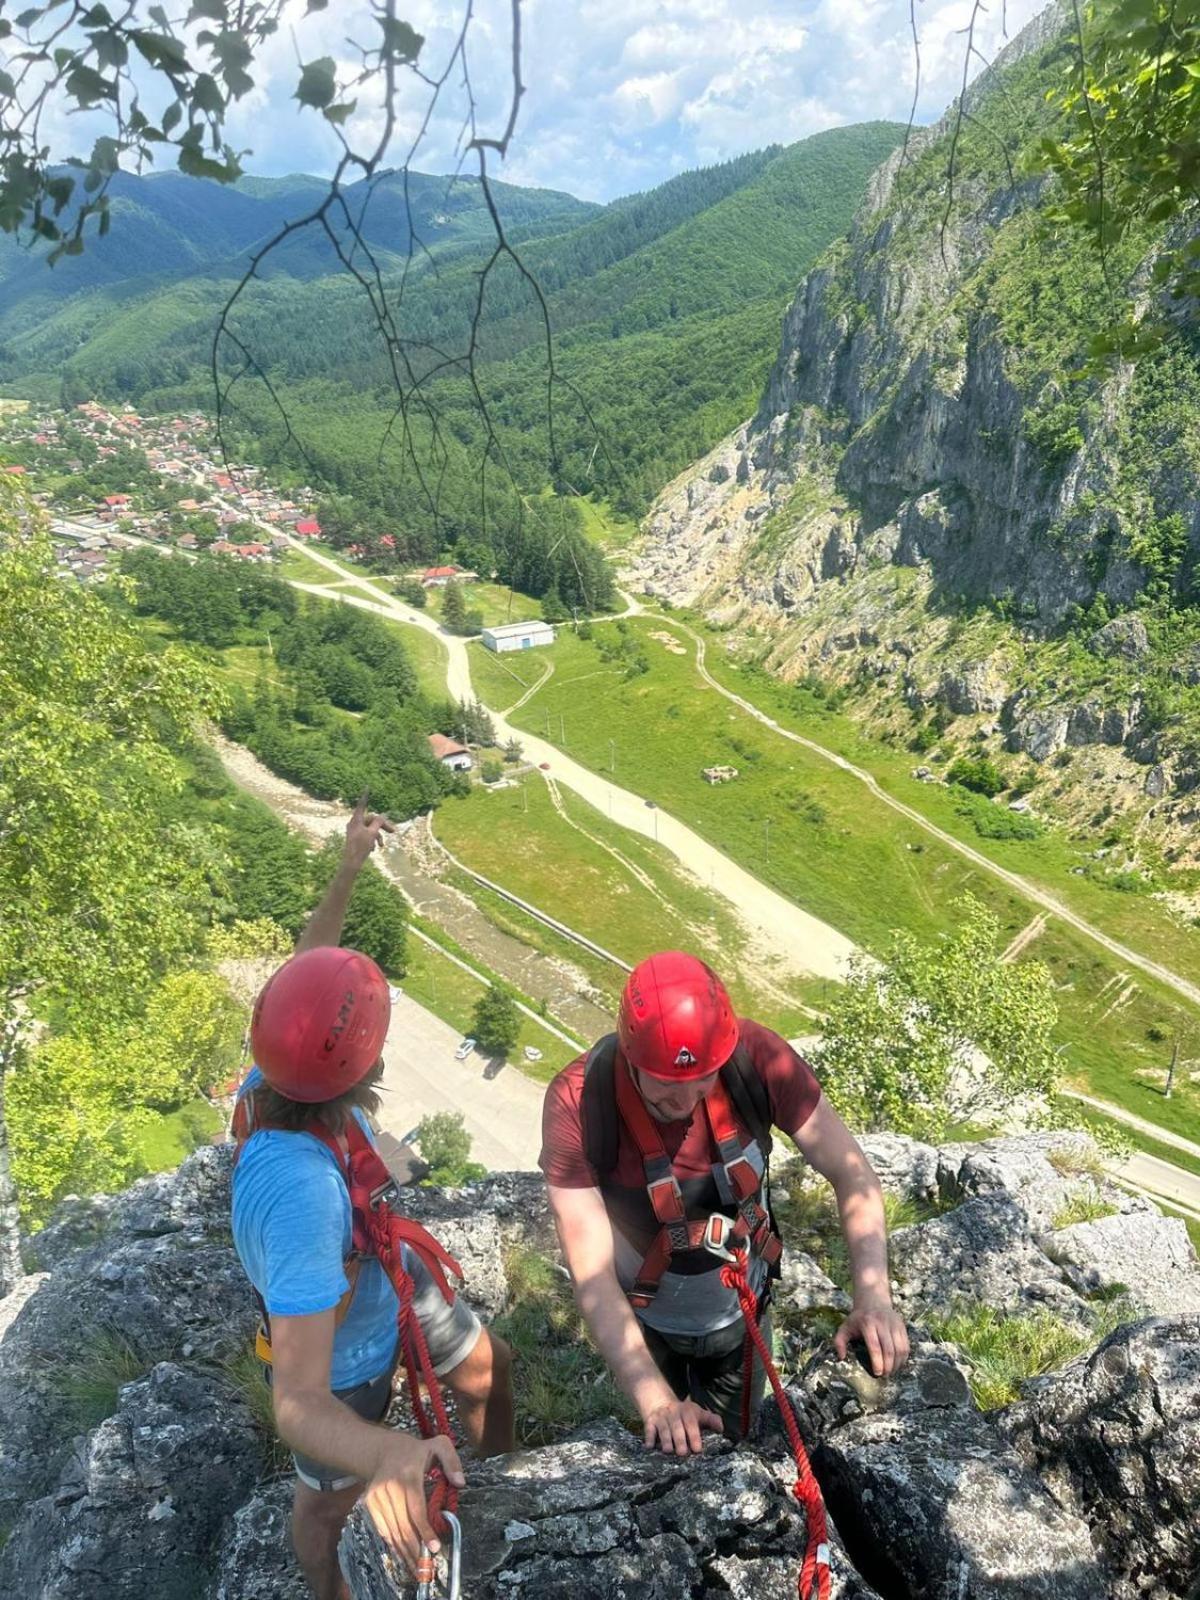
left=415, top=1511, right=462, bottom=1600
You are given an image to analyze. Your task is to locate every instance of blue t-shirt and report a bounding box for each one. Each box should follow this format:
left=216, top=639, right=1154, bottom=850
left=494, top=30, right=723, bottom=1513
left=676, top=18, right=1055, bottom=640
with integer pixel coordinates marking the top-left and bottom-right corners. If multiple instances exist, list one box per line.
left=231, top=1068, right=398, bottom=1389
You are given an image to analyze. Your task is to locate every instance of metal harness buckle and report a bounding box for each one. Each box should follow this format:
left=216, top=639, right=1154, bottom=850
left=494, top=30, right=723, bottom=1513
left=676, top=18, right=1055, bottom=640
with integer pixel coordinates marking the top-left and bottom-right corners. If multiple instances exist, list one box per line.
left=416, top=1510, right=462, bottom=1599
left=701, top=1212, right=739, bottom=1264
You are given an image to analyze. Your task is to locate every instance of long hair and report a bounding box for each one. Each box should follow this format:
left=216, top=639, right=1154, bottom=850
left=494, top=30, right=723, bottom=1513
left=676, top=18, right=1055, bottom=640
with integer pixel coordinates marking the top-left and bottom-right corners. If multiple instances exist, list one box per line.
left=248, top=1059, right=385, bottom=1135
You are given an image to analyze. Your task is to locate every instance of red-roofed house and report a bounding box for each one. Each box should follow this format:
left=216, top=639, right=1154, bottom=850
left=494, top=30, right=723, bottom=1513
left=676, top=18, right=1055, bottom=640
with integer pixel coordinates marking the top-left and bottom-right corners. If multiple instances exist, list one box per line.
left=380, top=534, right=396, bottom=550
left=4, top=464, right=26, bottom=476
left=232, top=542, right=269, bottom=559
left=294, top=519, right=321, bottom=538
left=103, top=493, right=131, bottom=506
left=422, top=564, right=460, bottom=587
left=212, top=472, right=234, bottom=490
left=427, top=733, right=472, bottom=772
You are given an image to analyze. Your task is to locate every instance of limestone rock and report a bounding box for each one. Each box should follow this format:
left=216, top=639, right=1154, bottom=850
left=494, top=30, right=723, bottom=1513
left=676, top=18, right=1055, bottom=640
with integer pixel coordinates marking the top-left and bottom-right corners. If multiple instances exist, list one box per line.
left=889, top=1193, right=1088, bottom=1327
left=1000, top=1316, right=1200, bottom=1599
left=1044, top=1212, right=1200, bottom=1316
left=856, top=1133, right=940, bottom=1201
left=1089, top=614, right=1150, bottom=661
left=1007, top=706, right=1071, bottom=762
left=209, top=1478, right=307, bottom=1600
left=340, top=1416, right=878, bottom=1599
left=938, top=661, right=1007, bottom=715
left=0, top=1363, right=263, bottom=1600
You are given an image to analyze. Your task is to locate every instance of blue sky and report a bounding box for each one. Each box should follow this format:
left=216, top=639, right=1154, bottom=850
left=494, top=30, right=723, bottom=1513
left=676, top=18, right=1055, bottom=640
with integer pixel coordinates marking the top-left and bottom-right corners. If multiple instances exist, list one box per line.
left=38, top=0, right=1048, bottom=204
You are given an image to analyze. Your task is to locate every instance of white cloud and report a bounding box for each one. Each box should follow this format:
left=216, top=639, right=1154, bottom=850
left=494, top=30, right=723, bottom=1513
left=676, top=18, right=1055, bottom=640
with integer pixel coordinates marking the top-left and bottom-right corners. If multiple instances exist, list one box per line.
left=28, top=0, right=1053, bottom=201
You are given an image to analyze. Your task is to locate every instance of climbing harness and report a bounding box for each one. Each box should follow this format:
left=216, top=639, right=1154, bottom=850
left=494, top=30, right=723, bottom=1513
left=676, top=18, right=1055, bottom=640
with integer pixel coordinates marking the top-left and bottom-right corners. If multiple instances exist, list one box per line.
left=416, top=1510, right=462, bottom=1600
left=704, top=1213, right=831, bottom=1600
left=233, top=1097, right=466, bottom=1538
left=611, top=1058, right=782, bottom=1309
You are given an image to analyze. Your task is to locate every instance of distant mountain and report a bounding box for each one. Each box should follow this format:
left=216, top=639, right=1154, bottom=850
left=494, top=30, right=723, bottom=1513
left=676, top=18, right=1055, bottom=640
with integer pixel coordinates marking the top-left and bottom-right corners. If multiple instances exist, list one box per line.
left=0, top=123, right=906, bottom=521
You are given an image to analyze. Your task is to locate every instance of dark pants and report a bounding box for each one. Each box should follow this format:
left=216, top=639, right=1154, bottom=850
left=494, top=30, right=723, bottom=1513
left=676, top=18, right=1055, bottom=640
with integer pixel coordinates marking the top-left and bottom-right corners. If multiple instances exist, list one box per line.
left=640, top=1310, right=772, bottom=1442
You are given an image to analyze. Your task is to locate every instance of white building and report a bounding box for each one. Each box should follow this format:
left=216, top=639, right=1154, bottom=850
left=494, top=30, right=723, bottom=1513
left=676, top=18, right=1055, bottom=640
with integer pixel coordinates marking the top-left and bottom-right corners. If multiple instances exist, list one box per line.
left=481, top=620, right=555, bottom=653
left=428, top=733, right=473, bottom=771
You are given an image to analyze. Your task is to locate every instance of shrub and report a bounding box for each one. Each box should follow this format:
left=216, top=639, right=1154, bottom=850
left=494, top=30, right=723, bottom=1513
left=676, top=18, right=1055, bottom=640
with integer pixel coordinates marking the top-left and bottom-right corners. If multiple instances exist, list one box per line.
left=481, top=758, right=504, bottom=784
left=946, top=755, right=1006, bottom=797
left=398, top=579, right=427, bottom=608
left=416, top=1112, right=486, bottom=1187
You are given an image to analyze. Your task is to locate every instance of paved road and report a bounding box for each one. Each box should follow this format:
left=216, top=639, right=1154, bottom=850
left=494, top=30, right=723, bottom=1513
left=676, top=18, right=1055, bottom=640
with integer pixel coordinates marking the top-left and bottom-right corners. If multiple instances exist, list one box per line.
left=1062, top=1089, right=1200, bottom=1161
left=1115, top=1152, right=1200, bottom=1219
left=375, top=989, right=544, bottom=1171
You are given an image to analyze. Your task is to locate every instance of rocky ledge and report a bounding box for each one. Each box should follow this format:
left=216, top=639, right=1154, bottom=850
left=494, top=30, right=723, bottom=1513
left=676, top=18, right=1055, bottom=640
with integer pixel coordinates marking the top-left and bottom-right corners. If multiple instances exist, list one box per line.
left=1, top=1131, right=1197, bottom=1600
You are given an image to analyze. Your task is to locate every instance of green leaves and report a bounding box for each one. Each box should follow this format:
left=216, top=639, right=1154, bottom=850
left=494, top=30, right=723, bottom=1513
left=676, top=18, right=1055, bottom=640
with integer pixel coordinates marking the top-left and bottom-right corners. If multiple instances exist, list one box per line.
left=379, top=15, right=423, bottom=64
left=295, top=55, right=337, bottom=110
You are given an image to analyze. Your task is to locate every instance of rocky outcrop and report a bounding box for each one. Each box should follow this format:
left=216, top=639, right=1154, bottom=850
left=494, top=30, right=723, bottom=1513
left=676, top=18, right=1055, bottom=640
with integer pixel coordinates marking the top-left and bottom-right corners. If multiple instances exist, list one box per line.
left=1088, top=615, right=1150, bottom=662
left=2, top=1131, right=1199, bottom=1600
left=343, top=1414, right=880, bottom=1599
left=797, top=1339, right=1109, bottom=1600
left=1000, top=1316, right=1200, bottom=1600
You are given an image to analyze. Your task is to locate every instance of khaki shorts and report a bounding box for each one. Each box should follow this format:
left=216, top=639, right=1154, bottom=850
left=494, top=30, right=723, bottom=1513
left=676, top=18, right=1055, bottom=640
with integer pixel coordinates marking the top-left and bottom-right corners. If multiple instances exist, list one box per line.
left=291, top=1248, right=482, bottom=1492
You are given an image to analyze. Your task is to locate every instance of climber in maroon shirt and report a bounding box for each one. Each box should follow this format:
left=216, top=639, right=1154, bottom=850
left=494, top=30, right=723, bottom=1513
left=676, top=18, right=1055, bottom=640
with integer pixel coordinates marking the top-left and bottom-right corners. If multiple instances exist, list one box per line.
left=541, top=951, right=909, bottom=1455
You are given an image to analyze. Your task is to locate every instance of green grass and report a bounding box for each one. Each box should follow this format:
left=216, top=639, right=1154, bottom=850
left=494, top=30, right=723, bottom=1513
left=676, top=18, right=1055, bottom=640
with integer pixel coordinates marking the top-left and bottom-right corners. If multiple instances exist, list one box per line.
left=926, top=1303, right=1129, bottom=1410
left=573, top=495, right=640, bottom=554
left=425, top=580, right=543, bottom=628
left=1050, top=1190, right=1120, bottom=1229
left=388, top=617, right=450, bottom=702
left=486, top=616, right=1200, bottom=1146
left=219, top=1346, right=291, bottom=1473
left=274, top=541, right=353, bottom=583
left=493, top=1246, right=632, bottom=1445
left=468, top=637, right=555, bottom=708
left=59, top=1329, right=154, bottom=1432
left=434, top=775, right=814, bottom=1036
left=125, top=1097, right=223, bottom=1177
left=1067, top=1101, right=1200, bottom=1181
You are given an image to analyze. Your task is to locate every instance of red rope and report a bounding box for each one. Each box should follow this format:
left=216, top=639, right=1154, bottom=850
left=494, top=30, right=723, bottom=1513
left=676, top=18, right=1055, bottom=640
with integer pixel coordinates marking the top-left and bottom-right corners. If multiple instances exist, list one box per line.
left=720, top=1249, right=831, bottom=1600
left=368, top=1211, right=459, bottom=1534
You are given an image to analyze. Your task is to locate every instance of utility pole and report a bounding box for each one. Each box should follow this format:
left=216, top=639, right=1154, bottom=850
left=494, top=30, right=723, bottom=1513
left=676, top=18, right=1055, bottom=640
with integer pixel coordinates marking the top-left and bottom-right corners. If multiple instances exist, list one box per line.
left=1166, top=1040, right=1180, bottom=1099
left=560, top=712, right=566, bottom=745
left=609, top=739, right=616, bottom=773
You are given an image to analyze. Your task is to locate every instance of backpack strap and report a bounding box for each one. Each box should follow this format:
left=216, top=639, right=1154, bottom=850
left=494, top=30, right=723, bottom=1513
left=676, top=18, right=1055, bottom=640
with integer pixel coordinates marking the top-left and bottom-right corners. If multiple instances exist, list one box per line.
left=720, top=1045, right=774, bottom=1161
left=581, top=1032, right=621, bottom=1177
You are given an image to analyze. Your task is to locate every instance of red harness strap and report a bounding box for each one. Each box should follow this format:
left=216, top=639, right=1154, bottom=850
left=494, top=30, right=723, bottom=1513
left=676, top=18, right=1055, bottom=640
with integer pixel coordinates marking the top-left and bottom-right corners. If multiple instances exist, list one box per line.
left=613, top=1063, right=781, bottom=1308
left=234, top=1098, right=465, bottom=1532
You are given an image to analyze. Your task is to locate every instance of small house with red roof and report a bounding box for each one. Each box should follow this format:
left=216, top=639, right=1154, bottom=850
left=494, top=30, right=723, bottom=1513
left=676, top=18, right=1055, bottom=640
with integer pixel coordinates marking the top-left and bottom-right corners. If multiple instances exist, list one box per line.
left=294, top=519, right=321, bottom=538
left=427, top=733, right=472, bottom=772
left=4, top=464, right=27, bottom=476
left=421, top=564, right=460, bottom=587
left=103, top=494, right=131, bottom=507
left=380, top=534, right=396, bottom=550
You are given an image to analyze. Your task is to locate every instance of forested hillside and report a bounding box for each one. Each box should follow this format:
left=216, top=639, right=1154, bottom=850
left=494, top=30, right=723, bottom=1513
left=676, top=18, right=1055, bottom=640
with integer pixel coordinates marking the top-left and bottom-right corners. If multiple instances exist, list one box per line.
left=0, top=123, right=904, bottom=583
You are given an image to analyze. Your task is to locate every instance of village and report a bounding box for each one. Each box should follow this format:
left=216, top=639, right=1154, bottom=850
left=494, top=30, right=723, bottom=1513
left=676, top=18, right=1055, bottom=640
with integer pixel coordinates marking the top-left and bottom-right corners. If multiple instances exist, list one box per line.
left=0, top=399, right=486, bottom=597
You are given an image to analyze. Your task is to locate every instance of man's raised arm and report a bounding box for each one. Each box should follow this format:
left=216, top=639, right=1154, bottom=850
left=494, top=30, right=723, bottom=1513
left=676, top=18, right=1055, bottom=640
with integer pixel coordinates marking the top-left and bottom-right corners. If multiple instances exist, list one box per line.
left=296, top=792, right=395, bottom=954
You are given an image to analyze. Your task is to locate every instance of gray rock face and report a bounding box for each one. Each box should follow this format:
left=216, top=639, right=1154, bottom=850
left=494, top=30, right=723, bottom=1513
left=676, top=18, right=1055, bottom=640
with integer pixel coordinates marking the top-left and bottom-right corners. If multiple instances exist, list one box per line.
left=341, top=1416, right=880, bottom=1600
left=889, top=1193, right=1088, bottom=1327
left=857, top=1133, right=941, bottom=1201
left=210, top=1478, right=306, bottom=1600
left=1045, top=1212, right=1200, bottom=1316
left=1089, top=614, right=1150, bottom=661
left=0, top=1363, right=264, bottom=1600
left=796, top=1342, right=1109, bottom=1600
left=1007, top=706, right=1071, bottom=762
left=938, top=661, right=1007, bottom=715
left=1000, top=1316, right=1200, bottom=1600
left=941, top=1132, right=1112, bottom=1230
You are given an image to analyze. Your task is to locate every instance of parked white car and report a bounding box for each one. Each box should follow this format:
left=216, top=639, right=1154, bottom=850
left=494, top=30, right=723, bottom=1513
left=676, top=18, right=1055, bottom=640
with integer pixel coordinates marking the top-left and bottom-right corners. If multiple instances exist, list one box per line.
left=454, top=1036, right=477, bottom=1061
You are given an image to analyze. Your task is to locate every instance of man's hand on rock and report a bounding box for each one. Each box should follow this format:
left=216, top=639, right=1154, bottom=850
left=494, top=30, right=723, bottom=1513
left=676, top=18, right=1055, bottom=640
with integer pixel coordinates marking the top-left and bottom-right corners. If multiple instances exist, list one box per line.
left=360, top=1431, right=466, bottom=1578
left=343, top=790, right=395, bottom=873
left=642, top=1396, right=723, bottom=1456
left=833, top=1301, right=910, bottom=1378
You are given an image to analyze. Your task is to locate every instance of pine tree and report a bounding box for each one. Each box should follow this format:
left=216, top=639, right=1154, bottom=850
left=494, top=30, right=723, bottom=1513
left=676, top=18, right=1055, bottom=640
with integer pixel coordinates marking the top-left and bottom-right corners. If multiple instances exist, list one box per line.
left=441, top=580, right=467, bottom=633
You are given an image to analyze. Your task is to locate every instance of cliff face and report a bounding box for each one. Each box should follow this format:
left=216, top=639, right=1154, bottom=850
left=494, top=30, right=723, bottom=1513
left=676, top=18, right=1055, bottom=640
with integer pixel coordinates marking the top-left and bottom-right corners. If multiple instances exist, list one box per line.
left=628, top=4, right=1200, bottom=848
left=1, top=1132, right=1198, bottom=1600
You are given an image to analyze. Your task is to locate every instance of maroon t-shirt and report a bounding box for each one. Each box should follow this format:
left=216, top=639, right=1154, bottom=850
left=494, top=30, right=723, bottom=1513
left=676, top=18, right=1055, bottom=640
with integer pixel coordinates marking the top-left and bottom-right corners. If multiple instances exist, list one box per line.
left=539, top=1018, right=822, bottom=1189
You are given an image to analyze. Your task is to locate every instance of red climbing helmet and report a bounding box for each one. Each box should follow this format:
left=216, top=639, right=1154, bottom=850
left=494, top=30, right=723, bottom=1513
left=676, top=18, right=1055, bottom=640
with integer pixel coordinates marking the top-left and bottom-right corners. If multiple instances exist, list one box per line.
left=617, top=951, right=739, bottom=1082
left=250, top=947, right=391, bottom=1103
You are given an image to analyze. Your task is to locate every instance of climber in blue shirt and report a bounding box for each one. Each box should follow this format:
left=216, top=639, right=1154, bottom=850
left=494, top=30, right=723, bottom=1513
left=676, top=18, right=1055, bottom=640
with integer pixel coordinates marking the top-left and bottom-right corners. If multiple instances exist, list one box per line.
left=232, top=797, right=514, bottom=1600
